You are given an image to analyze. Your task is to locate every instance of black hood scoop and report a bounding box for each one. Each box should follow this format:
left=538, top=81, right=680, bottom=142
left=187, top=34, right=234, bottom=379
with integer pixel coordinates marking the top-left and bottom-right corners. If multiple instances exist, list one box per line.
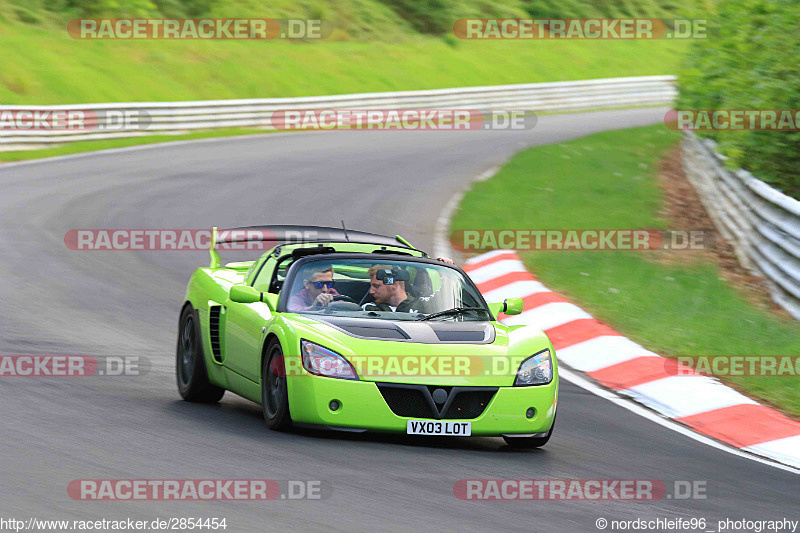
left=313, top=316, right=494, bottom=344
left=433, top=329, right=487, bottom=342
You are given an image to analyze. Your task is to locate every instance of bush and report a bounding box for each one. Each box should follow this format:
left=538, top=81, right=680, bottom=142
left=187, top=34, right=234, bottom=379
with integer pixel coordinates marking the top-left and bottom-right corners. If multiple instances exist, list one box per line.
left=3, top=0, right=709, bottom=39
left=679, top=0, right=800, bottom=197
left=379, top=0, right=529, bottom=35
left=65, top=0, right=158, bottom=17
left=522, top=0, right=708, bottom=19
left=378, top=0, right=708, bottom=35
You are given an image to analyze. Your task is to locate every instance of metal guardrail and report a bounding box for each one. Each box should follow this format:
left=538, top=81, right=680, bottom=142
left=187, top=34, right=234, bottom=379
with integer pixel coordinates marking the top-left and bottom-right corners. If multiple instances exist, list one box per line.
left=0, top=75, right=676, bottom=150
left=682, top=132, right=800, bottom=320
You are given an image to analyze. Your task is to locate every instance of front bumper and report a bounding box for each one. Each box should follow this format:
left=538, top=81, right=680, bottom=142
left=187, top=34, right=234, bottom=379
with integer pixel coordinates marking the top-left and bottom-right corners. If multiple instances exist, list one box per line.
left=287, top=374, right=558, bottom=436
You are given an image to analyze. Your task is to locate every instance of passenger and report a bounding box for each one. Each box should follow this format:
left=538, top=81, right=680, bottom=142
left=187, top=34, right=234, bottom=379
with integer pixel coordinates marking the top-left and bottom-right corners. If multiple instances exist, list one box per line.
left=362, top=264, right=429, bottom=314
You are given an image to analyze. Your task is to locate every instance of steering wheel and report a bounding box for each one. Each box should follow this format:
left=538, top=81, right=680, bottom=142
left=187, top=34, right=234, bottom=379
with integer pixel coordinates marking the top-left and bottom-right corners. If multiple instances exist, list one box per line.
left=332, top=295, right=357, bottom=304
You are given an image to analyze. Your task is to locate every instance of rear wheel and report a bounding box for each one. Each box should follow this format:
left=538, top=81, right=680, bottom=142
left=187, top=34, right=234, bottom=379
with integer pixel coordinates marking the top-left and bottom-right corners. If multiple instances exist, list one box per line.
left=502, top=415, right=555, bottom=449
left=176, top=305, right=225, bottom=403
left=262, top=340, right=292, bottom=431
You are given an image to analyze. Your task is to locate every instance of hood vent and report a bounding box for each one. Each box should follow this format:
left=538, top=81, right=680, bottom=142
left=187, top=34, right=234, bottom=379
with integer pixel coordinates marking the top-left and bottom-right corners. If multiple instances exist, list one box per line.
left=434, top=329, right=486, bottom=342
left=313, top=316, right=494, bottom=344
left=336, top=325, right=408, bottom=340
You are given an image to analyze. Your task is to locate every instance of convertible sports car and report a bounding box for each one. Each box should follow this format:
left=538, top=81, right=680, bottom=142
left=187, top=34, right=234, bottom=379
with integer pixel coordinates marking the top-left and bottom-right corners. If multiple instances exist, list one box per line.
left=176, top=226, right=558, bottom=448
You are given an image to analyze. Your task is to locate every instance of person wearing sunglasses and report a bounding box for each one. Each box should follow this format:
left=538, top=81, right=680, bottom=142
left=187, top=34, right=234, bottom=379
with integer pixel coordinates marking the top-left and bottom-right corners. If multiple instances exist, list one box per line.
left=288, top=265, right=340, bottom=311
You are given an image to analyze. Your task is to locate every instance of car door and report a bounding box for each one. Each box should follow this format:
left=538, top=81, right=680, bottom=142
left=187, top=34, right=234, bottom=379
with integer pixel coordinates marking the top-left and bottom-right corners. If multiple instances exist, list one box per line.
left=223, top=257, right=277, bottom=383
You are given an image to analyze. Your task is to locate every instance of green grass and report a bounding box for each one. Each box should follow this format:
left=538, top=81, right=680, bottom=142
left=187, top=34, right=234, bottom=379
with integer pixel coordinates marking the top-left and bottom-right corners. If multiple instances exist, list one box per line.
left=452, top=125, right=800, bottom=416
left=0, top=128, right=281, bottom=162
left=0, top=1, right=694, bottom=158
left=0, top=20, right=687, bottom=104
left=0, top=18, right=688, bottom=162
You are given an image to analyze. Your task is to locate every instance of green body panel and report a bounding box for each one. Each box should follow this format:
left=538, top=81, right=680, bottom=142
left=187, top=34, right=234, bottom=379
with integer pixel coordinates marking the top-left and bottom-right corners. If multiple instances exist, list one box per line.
left=182, top=241, right=558, bottom=435
left=288, top=373, right=557, bottom=435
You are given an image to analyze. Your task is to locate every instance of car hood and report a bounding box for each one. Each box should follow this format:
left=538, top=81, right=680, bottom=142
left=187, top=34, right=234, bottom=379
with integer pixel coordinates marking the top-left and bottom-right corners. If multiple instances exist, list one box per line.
left=313, top=315, right=496, bottom=344
left=286, top=314, right=555, bottom=386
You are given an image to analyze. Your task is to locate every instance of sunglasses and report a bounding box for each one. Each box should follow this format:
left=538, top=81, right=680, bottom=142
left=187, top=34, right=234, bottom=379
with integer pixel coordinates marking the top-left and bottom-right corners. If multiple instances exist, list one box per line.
left=309, top=280, right=335, bottom=289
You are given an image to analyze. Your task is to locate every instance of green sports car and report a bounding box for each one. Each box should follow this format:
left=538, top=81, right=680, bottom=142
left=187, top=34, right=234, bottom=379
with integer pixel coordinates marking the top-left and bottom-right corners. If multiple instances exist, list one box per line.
left=176, top=226, right=558, bottom=448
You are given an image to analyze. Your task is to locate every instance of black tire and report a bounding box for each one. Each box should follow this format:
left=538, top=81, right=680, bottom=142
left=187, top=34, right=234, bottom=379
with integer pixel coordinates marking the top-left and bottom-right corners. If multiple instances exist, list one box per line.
left=502, top=415, right=555, bottom=449
left=262, top=340, right=292, bottom=431
left=176, top=305, right=225, bottom=403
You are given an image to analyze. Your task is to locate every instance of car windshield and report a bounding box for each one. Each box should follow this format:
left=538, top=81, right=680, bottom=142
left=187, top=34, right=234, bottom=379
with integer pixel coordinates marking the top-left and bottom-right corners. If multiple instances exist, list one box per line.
left=284, top=258, right=489, bottom=321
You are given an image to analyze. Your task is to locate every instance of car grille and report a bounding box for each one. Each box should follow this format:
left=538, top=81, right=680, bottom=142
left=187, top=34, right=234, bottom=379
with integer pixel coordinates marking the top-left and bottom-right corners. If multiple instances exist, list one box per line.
left=377, top=386, right=432, bottom=418
left=376, top=383, right=497, bottom=420
left=442, top=390, right=496, bottom=419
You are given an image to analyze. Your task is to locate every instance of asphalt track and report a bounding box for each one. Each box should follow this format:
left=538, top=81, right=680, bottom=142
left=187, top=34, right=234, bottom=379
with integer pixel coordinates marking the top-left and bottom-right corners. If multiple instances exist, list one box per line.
left=1, top=108, right=796, bottom=532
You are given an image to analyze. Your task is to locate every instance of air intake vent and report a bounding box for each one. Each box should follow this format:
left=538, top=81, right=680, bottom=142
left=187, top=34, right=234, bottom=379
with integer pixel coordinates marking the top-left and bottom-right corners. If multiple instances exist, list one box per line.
left=377, top=385, right=433, bottom=418
left=377, top=383, right=497, bottom=420
left=442, top=390, right=496, bottom=419
left=434, top=330, right=486, bottom=342
left=338, top=326, right=407, bottom=339
left=209, top=306, right=223, bottom=363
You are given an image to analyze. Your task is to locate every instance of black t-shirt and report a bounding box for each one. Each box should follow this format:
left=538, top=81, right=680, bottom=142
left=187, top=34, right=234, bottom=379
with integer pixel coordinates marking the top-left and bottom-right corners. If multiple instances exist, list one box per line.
left=362, top=295, right=432, bottom=314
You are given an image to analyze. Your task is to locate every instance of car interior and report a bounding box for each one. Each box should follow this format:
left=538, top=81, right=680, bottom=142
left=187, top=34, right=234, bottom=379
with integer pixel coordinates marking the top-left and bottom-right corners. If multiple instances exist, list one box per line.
left=265, top=255, right=437, bottom=309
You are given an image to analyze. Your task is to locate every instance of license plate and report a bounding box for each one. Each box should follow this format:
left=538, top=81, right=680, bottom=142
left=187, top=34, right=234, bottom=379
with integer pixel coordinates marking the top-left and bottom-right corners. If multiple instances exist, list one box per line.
left=406, top=420, right=471, bottom=436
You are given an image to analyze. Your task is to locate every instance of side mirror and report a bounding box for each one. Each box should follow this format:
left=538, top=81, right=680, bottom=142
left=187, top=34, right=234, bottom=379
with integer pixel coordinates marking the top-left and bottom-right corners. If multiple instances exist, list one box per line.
left=503, top=297, right=523, bottom=315
left=230, top=285, right=262, bottom=304
left=488, top=298, right=524, bottom=317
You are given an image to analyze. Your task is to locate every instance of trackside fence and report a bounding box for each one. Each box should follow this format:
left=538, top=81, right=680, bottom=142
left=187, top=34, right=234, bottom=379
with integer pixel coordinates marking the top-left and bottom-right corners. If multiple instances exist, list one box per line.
left=0, top=75, right=676, bottom=149
left=682, top=132, right=800, bottom=320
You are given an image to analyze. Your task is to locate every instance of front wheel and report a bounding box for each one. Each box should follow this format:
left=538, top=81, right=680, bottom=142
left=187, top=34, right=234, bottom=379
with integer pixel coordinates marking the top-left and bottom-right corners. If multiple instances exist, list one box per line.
left=502, top=414, right=555, bottom=449
left=262, top=340, right=292, bottom=431
left=176, top=305, right=225, bottom=403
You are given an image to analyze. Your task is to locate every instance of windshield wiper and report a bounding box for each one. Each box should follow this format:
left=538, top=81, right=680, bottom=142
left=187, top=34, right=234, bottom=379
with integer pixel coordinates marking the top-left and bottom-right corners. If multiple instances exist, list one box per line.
left=416, top=307, right=489, bottom=321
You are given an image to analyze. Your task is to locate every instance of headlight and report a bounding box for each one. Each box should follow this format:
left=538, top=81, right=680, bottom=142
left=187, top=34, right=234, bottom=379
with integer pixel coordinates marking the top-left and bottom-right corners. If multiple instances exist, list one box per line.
left=514, top=349, right=553, bottom=386
left=300, top=340, right=358, bottom=380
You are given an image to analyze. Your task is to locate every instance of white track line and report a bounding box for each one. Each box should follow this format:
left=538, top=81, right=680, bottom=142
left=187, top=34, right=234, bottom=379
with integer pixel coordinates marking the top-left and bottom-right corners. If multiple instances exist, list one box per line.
left=432, top=166, right=499, bottom=261
left=0, top=129, right=319, bottom=170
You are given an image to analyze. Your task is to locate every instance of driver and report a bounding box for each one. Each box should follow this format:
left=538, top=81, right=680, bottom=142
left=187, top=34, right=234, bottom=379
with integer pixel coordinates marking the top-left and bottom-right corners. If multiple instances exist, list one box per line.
left=288, top=264, right=340, bottom=311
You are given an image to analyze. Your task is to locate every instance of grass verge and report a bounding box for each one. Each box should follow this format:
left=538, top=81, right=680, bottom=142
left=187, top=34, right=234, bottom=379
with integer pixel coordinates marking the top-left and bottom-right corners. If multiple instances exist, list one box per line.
left=0, top=128, right=280, bottom=162
left=451, top=124, right=800, bottom=416
left=0, top=21, right=687, bottom=104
